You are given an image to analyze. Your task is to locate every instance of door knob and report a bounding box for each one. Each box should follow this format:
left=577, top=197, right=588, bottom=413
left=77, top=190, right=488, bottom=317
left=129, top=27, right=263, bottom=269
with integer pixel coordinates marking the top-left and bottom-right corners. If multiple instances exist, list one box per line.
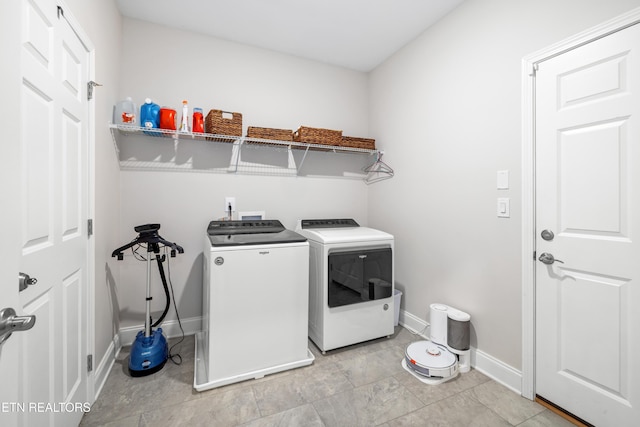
left=0, top=307, right=36, bottom=345
left=538, top=252, right=564, bottom=265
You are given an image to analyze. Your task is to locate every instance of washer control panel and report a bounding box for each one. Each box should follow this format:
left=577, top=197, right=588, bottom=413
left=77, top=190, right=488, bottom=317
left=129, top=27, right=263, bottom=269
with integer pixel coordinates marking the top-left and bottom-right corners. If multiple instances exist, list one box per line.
left=207, top=220, right=284, bottom=235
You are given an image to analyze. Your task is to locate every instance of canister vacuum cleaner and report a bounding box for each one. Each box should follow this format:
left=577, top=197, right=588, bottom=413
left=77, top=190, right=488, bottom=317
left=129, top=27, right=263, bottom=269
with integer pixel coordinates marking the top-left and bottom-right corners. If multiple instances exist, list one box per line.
left=112, top=224, right=184, bottom=377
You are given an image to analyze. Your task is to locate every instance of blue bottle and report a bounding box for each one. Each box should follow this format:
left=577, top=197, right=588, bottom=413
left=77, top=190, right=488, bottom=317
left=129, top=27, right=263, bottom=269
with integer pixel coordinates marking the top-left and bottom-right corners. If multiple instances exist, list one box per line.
left=140, top=98, right=160, bottom=135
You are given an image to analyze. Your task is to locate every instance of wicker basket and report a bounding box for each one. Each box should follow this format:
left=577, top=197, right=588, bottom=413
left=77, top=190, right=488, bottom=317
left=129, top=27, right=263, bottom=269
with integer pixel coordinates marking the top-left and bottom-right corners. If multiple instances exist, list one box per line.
left=340, top=136, right=376, bottom=150
left=205, top=110, right=242, bottom=142
left=293, top=126, right=342, bottom=146
left=246, top=126, right=293, bottom=143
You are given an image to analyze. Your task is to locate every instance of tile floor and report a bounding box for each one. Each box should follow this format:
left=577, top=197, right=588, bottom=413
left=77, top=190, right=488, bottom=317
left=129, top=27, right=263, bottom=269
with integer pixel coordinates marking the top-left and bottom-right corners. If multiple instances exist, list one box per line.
left=80, top=328, right=574, bottom=427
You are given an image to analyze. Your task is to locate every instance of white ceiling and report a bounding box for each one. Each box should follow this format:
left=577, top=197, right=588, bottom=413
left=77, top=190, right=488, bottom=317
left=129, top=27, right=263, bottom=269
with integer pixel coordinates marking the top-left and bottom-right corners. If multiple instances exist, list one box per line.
left=116, top=0, right=464, bottom=72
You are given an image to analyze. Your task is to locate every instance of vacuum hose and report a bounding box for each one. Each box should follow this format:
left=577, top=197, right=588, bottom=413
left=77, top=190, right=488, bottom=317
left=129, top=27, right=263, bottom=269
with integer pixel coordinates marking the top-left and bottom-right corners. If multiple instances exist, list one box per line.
left=151, top=254, right=171, bottom=328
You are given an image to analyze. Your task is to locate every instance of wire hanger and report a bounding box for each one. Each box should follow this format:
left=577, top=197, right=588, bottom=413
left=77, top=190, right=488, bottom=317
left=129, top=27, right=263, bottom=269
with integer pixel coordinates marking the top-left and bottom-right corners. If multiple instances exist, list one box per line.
left=364, top=151, right=394, bottom=184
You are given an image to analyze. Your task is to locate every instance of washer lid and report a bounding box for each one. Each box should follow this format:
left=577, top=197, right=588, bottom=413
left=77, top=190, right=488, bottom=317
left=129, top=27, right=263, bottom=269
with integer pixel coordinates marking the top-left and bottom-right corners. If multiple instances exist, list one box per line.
left=207, top=220, right=307, bottom=247
left=405, top=341, right=457, bottom=369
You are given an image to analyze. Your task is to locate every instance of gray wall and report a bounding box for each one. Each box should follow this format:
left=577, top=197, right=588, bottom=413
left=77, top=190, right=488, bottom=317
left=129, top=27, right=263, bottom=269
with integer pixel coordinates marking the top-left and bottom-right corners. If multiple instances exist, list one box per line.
left=116, top=19, right=372, bottom=329
left=368, top=0, right=640, bottom=370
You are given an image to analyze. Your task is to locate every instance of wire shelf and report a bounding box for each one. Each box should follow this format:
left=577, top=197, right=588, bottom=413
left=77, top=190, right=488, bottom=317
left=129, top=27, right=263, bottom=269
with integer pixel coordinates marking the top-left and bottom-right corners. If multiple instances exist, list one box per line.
left=109, top=124, right=382, bottom=180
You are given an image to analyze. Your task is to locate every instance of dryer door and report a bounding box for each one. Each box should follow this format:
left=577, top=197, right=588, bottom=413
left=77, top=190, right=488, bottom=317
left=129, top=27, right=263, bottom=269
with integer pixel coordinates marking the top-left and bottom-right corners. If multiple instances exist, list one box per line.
left=328, top=248, right=392, bottom=307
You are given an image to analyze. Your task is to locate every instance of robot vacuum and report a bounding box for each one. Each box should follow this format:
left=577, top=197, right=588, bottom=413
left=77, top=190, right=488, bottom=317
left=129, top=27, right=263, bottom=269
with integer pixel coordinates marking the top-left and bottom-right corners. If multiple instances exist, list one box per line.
left=401, top=340, right=459, bottom=385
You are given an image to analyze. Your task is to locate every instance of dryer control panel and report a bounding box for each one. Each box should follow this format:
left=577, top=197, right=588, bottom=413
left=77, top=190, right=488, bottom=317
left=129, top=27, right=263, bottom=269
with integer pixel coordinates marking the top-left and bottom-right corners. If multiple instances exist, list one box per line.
left=300, top=219, right=359, bottom=229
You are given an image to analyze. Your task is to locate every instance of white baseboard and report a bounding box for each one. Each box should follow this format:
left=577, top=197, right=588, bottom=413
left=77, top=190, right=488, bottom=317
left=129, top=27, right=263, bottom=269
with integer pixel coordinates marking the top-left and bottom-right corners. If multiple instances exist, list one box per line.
left=92, top=335, right=117, bottom=403
left=112, top=311, right=523, bottom=395
left=472, top=348, right=522, bottom=394
left=400, top=309, right=430, bottom=338
left=118, top=316, right=202, bottom=346
left=399, top=309, right=523, bottom=394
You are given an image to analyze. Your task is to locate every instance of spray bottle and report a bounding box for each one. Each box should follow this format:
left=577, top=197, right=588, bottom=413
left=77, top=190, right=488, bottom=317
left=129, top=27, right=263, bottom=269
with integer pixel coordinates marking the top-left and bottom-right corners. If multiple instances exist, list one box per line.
left=179, top=100, right=190, bottom=132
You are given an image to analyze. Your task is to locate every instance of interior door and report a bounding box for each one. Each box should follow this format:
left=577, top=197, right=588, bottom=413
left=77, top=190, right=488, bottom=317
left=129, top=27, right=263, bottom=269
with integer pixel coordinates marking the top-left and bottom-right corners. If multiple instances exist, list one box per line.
left=0, top=3, right=23, bottom=425
left=0, top=0, right=91, bottom=426
left=535, top=23, right=640, bottom=426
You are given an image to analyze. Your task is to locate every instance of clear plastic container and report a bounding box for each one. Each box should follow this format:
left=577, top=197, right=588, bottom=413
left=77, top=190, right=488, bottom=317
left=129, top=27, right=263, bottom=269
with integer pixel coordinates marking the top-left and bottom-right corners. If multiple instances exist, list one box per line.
left=114, top=97, right=137, bottom=125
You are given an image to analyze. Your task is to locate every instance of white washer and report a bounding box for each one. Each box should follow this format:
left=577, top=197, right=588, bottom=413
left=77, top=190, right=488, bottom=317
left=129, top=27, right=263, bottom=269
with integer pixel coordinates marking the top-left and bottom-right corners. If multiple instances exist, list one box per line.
left=296, top=219, right=394, bottom=352
left=194, top=220, right=314, bottom=391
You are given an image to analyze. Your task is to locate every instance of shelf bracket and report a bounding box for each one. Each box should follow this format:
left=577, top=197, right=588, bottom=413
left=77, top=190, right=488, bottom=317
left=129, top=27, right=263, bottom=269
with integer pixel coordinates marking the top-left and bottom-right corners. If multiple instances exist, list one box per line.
left=296, top=145, right=311, bottom=173
left=228, top=138, right=243, bottom=173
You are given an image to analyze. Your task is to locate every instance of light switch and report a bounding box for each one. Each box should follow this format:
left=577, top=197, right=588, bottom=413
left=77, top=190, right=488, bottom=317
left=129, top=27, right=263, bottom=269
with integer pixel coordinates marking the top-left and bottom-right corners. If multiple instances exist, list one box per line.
left=497, top=170, right=509, bottom=190
left=497, top=198, right=510, bottom=218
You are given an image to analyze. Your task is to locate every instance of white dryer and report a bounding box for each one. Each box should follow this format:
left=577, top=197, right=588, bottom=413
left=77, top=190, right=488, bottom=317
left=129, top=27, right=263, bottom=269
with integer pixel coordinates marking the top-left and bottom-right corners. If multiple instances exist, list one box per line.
left=296, top=219, right=394, bottom=352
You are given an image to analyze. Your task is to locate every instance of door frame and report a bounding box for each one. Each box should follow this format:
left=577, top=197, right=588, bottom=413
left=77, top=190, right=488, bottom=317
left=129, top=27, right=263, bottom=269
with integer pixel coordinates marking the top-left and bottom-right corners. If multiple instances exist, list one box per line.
left=55, top=0, right=98, bottom=404
left=520, top=7, right=640, bottom=400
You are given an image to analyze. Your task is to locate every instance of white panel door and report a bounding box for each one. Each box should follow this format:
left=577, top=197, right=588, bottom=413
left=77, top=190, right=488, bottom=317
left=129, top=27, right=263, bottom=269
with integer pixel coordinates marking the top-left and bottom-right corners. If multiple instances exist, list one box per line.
left=0, top=0, right=90, bottom=426
left=535, top=23, right=640, bottom=426
left=0, top=1, right=23, bottom=425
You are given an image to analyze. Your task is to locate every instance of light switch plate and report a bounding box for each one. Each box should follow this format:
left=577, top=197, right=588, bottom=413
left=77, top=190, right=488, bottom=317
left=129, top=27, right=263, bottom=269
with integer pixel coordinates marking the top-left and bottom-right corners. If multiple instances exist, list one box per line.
left=497, top=197, right=510, bottom=218
left=497, top=170, right=509, bottom=190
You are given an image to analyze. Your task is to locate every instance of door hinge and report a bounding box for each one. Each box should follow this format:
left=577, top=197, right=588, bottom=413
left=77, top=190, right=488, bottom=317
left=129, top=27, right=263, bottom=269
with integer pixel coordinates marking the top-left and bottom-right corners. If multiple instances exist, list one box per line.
left=87, top=354, right=93, bottom=372
left=530, top=63, right=539, bottom=77
left=87, top=81, right=102, bottom=101
left=533, top=250, right=537, bottom=261
left=87, top=219, right=93, bottom=237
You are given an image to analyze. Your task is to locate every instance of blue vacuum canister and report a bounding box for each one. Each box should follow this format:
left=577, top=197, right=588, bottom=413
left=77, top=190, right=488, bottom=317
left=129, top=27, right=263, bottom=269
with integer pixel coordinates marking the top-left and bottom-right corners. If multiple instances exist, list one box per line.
left=129, top=328, right=168, bottom=377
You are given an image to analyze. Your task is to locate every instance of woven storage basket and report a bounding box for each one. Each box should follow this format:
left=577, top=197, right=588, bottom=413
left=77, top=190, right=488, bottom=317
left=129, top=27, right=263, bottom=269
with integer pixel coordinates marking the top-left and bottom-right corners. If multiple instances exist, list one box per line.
left=246, top=126, right=293, bottom=143
left=340, top=136, right=376, bottom=150
left=205, top=110, right=242, bottom=142
left=293, top=126, right=342, bottom=146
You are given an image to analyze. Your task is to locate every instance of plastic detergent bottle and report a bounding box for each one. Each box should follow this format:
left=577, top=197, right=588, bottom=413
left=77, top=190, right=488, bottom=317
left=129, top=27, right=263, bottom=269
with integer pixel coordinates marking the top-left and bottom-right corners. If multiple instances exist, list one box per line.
left=179, top=100, right=190, bottom=132
left=114, top=97, right=137, bottom=125
left=140, top=98, right=160, bottom=132
left=192, top=108, right=204, bottom=133
left=159, top=108, right=176, bottom=130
